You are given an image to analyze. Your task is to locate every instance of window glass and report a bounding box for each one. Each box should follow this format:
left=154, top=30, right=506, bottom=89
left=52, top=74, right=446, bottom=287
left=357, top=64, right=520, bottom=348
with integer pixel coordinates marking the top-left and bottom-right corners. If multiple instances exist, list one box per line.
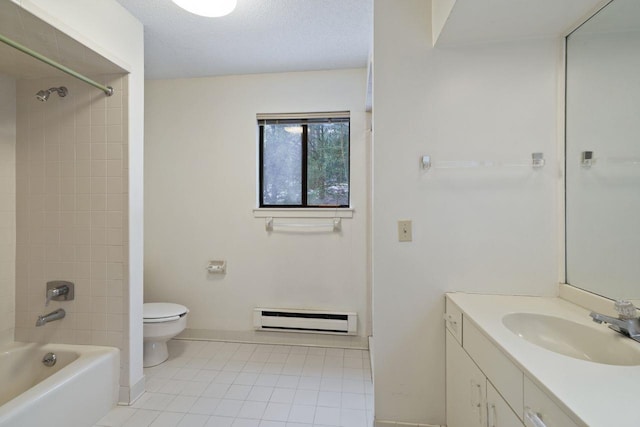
left=259, top=115, right=349, bottom=208
left=307, top=122, right=349, bottom=206
left=262, top=124, right=302, bottom=205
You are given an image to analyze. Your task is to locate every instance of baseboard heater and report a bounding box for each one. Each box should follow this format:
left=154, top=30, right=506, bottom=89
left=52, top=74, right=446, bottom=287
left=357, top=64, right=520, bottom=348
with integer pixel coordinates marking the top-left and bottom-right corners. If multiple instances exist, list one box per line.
left=253, top=308, right=357, bottom=335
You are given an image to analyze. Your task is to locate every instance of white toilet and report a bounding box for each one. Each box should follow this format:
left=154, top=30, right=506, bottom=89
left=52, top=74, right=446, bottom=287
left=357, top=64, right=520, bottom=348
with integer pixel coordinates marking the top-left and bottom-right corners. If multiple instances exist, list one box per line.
left=143, top=302, right=189, bottom=367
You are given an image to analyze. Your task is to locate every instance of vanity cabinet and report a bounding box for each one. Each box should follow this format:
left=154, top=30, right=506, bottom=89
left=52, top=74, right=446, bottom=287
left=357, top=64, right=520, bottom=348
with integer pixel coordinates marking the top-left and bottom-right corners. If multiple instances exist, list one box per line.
left=445, top=296, right=581, bottom=427
left=446, top=330, right=523, bottom=427
left=446, top=331, right=488, bottom=427
left=488, top=382, right=523, bottom=427
left=523, top=378, right=579, bottom=427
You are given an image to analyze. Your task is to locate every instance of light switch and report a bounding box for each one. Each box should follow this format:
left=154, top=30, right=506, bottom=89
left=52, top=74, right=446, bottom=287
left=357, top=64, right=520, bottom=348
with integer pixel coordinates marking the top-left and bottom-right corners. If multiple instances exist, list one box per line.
left=398, top=220, right=412, bottom=242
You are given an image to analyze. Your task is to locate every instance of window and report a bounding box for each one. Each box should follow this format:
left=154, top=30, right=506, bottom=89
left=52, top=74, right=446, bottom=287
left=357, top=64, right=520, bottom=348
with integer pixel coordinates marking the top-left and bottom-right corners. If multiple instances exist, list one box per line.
left=258, top=112, right=350, bottom=208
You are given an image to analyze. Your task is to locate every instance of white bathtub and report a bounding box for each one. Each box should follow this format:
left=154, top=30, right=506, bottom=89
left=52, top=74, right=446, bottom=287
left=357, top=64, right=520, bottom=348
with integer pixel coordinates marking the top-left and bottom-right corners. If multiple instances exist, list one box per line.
left=0, top=341, right=119, bottom=427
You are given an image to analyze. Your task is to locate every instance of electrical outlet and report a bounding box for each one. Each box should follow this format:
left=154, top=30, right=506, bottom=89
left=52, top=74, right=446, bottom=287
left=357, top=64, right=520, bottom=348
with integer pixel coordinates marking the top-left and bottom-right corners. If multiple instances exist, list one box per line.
left=398, top=220, right=412, bottom=242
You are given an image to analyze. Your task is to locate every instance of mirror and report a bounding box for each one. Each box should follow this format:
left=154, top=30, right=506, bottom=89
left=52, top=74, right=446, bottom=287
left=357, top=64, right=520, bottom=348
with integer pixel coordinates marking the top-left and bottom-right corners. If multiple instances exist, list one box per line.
left=565, top=0, right=640, bottom=299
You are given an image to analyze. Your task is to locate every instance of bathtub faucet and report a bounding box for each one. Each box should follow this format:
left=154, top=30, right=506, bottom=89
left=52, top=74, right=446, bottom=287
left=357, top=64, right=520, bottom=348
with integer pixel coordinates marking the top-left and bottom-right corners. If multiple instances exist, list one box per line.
left=45, top=283, right=70, bottom=306
left=35, top=309, right=65, bottom=327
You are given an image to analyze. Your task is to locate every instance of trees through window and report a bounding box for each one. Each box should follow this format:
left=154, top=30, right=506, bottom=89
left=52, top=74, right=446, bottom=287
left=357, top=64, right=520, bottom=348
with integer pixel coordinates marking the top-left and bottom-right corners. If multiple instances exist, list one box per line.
left=258, top=114, right=350, bottom=208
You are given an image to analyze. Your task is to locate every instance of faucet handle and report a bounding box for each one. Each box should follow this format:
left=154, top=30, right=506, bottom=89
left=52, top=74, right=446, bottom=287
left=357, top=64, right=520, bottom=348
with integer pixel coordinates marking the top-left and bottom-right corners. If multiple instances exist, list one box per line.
left=614, top=300, right=638, bottom=320
left=45, top=281, right=74, bottom=307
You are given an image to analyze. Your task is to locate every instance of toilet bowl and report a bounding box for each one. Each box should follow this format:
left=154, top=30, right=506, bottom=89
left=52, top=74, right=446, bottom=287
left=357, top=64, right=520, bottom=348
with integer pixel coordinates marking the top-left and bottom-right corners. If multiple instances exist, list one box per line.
left=143, top=302, right=189, bottom=367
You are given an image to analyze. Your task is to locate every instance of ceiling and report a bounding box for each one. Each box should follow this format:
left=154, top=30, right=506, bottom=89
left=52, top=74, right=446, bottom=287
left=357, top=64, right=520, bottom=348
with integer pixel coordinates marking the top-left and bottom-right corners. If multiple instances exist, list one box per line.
left=435, top=0, right=608, bottom=46
left=0, top=1, right=124, bottom=80
left=2, top=0, right=610, bottom=83
left=114, top=0, right=373, bottom=80
left=574, top=0, right=640, bottom=34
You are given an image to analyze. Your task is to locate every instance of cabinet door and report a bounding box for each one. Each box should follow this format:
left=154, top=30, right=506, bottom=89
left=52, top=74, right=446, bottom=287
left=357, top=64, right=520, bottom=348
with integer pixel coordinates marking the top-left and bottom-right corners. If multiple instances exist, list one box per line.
left=445, top=296, right=463, bottom=344
left=446, top=330, right=486, bottom=427
left=524, top=377, right=580, bottom=427
left=487, top=382, right=524, bottom=427
left=464, top=319, right=524, bottom=416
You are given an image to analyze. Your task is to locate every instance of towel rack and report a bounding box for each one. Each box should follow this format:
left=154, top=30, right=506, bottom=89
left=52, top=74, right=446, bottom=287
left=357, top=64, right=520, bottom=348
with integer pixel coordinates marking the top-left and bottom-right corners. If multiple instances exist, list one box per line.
left=421, top=153, right=545, bottom=171
left=265, top=217, right=341, bottom=232
left=581, top=151, right=640, bottom=168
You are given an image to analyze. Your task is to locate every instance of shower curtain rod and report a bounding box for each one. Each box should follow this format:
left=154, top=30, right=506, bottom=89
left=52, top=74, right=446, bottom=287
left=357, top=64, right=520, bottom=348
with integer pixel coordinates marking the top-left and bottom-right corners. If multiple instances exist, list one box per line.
left=0, top=33, right=114, bottom=97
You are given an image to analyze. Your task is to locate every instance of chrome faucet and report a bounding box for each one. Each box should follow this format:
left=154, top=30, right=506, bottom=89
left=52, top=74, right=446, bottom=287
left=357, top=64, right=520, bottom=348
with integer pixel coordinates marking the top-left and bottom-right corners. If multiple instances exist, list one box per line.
left=35, top=308, right=66, bottom=327
left=45, top=281, right=74, bottom=306
left=590, top=300, right=640, bottom=343
left=46, top=285, right=68, bottom=306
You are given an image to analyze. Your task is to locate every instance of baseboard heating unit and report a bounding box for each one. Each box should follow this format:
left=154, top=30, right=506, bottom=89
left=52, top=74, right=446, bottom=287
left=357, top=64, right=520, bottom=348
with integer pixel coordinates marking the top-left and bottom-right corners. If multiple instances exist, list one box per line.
left=253, top=308, right=357, bottom=335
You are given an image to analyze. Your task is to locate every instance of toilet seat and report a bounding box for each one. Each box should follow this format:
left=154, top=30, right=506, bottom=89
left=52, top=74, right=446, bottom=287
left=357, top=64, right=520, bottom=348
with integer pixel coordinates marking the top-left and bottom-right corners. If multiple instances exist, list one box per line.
left=144, top=303, right=188, bottom=323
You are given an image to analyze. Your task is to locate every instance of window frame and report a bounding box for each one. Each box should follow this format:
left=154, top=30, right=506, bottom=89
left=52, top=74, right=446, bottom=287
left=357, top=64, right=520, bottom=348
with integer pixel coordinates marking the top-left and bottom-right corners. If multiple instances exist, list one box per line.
left=258, top=114, right=351, bottom=209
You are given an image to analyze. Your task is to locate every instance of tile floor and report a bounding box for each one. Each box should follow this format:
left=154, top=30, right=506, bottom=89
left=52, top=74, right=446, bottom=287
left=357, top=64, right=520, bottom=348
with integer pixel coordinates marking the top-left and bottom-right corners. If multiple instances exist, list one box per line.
left=95, top=340, right=373, bottom=427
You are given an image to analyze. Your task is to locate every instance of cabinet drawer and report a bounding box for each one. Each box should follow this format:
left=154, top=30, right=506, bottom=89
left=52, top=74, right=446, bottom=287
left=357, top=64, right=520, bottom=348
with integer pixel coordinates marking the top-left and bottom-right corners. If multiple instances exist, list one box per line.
left=464, top=319, right=524, bottom=418
left=487, top=382, right=524, bottom=427
left=524, top=377, right=581, bottom=427
left=445, top=296, right=463, bottom=344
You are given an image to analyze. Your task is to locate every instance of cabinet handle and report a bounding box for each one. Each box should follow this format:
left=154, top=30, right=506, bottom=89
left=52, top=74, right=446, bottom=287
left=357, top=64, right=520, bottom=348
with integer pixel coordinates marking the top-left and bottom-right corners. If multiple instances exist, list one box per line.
left=443, top=314, right=458, bottom=332
left=471, top=381, right=483, bottom=424
left=524, top=408, right=547, bottom=427
left=488, top=403, right=497, bottom=427
left=470, top=381, right=482, bottom=407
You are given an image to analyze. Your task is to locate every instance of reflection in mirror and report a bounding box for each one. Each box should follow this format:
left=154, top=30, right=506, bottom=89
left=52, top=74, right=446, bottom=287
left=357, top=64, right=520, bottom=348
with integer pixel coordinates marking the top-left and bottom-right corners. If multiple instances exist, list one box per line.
left=566, top=0, right=640, bottom=299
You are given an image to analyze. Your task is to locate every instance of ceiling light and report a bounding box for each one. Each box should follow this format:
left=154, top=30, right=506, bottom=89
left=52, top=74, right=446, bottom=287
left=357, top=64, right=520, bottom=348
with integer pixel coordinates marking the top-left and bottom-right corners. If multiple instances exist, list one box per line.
left=284, top=126, right=303, bottom=134
left=171, top=0, right=237, bottom=17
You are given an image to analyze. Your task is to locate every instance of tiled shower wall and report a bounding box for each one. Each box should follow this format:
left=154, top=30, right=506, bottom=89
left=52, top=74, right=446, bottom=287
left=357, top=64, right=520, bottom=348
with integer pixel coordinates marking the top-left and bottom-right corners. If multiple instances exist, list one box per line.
left=14, top=74, right=129, bottom=387
left=0, top=74, right=16, bottom=344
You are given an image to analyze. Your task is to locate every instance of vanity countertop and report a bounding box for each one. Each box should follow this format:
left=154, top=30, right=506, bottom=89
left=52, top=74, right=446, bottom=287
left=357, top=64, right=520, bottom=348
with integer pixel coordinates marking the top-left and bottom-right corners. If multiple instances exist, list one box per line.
left=446, top=292, right=640, bottom=427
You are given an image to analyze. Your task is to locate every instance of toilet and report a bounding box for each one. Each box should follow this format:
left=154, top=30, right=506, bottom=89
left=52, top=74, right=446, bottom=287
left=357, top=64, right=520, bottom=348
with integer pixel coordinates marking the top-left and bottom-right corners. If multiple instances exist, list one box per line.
left=143, top=302, right=189, bottom=367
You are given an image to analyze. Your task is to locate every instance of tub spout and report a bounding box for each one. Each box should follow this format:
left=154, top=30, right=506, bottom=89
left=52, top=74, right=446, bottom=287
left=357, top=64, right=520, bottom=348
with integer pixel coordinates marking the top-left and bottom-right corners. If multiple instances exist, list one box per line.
left=36, top=309, right=65, bottom=327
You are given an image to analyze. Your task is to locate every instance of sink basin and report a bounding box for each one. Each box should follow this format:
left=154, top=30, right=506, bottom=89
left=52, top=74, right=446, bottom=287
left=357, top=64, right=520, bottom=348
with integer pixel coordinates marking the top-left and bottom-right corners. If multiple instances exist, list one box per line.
left=502, top=313, right=640, bottom=366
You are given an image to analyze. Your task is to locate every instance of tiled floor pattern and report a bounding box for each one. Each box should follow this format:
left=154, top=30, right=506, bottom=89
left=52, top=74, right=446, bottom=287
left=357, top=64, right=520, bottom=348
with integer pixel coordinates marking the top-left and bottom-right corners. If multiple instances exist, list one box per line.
left=95, top=340, right=373, bottom=427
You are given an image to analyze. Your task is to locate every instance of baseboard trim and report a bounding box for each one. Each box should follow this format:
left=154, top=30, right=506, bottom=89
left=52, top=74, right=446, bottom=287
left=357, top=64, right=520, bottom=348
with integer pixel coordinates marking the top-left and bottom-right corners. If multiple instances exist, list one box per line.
left=176, top=328, right=369, bottom=349
left=118, top=376, right=145, bottom=405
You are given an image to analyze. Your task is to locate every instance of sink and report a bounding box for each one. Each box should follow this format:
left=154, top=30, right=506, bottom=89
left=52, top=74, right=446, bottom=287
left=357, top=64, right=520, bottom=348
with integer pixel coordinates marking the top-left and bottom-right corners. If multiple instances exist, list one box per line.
left=502, top=313, right=640, bottom=366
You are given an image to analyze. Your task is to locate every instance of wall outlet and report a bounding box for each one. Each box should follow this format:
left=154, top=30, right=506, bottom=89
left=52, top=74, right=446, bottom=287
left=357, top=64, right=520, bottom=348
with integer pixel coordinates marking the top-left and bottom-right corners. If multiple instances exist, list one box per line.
left=398, top=220, right=412, bottom=242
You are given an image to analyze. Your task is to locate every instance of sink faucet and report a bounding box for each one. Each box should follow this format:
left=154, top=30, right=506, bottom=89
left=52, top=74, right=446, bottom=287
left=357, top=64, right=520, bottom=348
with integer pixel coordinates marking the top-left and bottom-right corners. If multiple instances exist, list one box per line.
left=590, top=300, right=640, bottom=343
left=35, top=309, right=65, bottom=327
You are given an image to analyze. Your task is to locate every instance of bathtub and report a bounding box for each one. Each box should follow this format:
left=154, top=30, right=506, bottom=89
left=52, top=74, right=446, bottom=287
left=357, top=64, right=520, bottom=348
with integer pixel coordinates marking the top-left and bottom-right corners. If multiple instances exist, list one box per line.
left=0, top=341, right=119, bottom=427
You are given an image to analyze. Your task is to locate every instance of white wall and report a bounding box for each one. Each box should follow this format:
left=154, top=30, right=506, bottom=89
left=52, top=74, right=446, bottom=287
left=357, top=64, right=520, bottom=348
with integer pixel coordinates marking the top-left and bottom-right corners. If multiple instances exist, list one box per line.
left=372, top=1, right=560, bottom=424
left=14, top=0, right=144, bottom=403
left=0, top=74, right=16, bottom=345
left=145, top=69, right=370, bottom=337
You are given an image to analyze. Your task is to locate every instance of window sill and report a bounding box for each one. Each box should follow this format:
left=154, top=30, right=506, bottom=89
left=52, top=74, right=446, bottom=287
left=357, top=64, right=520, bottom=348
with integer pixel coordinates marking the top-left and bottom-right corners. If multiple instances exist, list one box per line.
left=253, top=208, right=354, bottom=219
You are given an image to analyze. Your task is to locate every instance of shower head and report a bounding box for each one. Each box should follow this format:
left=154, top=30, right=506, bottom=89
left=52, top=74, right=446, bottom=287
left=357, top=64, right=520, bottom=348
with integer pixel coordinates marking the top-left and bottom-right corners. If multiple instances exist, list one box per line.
left=35, top=90, right=49, bottom=102
left=35, top=86, right=68, bottom=102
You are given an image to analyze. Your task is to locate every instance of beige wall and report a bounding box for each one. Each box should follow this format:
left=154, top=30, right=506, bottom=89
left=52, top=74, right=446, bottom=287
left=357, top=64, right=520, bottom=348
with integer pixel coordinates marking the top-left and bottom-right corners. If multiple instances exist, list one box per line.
left=18, top=1, right=145, bottom=401
left=14, top=74, right=129, bottom=387
left=0, top=74, right=16, bottom=345
left=145, top=69, right=370, bottom=337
